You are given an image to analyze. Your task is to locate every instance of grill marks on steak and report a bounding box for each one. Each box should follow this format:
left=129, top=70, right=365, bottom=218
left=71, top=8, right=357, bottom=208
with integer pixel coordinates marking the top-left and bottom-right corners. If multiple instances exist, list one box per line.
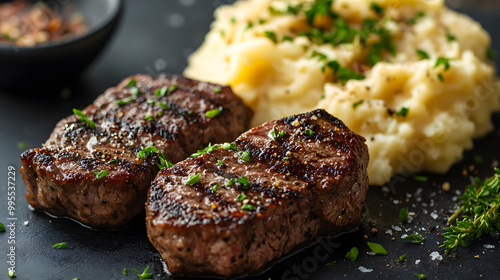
left=146, top=109, right=369, bottom=277
left=20, top=74, right=253, bottom=228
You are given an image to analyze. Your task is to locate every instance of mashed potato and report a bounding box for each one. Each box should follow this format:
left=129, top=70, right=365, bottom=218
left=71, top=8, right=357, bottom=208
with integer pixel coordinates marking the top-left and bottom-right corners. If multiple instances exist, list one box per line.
left=185, top=0, right=500, bottom=185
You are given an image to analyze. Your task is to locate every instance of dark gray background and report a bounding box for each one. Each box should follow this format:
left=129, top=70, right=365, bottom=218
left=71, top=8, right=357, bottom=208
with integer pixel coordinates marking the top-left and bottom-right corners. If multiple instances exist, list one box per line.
left=1, top=1, right=500, bottom=279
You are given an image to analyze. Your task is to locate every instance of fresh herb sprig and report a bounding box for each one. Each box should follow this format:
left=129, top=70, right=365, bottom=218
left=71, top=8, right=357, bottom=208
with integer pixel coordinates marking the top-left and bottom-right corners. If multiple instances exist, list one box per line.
left=441, top=168, right=500, bottom=253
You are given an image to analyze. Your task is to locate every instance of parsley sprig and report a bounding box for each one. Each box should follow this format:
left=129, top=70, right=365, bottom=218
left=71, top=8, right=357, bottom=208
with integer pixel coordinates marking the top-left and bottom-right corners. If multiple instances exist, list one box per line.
left=442, top=168, right=500, bottom=253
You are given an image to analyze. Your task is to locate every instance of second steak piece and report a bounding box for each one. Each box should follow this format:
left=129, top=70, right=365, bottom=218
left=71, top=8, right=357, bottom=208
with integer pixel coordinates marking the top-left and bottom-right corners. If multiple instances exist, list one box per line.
left=20, top=74, right=253, bottom=228
left=146, top=109, right=369, bottom=277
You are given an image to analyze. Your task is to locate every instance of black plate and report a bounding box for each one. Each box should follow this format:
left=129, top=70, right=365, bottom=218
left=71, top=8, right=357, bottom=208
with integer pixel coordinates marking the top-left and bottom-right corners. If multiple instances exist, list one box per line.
left=1, top=1, right=500, bottom=279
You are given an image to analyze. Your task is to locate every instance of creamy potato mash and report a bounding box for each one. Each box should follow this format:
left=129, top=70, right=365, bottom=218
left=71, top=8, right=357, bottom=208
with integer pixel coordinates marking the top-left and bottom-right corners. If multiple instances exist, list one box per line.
left=185, top=0, right=500, bottom=185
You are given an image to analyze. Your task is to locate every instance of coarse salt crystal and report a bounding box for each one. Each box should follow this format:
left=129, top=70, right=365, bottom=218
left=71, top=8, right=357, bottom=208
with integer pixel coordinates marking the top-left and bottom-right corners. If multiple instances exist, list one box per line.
left=430, top=251, right=443, bottom=261
left=358, top=266, right=373, bottom=273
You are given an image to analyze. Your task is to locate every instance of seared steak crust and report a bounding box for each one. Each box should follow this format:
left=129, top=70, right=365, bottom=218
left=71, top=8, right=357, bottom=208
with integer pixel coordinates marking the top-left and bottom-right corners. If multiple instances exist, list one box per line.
left=20, top=74, right=253, bottom=228
left=146, top=109, right=369, bottom=277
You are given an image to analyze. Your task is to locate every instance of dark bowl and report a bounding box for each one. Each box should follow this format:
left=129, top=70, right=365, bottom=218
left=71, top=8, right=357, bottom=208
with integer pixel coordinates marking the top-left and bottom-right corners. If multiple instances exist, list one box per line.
left=0, top=0, right=124, bottom=93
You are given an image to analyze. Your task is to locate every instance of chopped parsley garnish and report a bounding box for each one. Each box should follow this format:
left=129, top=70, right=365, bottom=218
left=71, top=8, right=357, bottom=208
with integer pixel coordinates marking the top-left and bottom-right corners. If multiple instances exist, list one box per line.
left=246, top=22, right=254, bottom=29
left=487, top=47, right=496, bottom=60
left=434, top=57, right=451, bottom=71
left=413, top=175, right=428, bottom=182
left=258, top=19, right=266, bottom=25
left=73, top=108, right=96, bottom=129
left=227, top=178, right=235, bottom=187
left=185, top=174, right=200, bottom=185
left=345, top=246, right=359, bottom=261
left=17, top=141, right=28, bottom=149
left=283, top=157, right=290, bottom=161
left=221, top=142, right=238, bottom=151
left=446, top=31, right=456, bottom=42
left=159, top=102, right=169, bottom=110
left=0, top=223, right=5, bottom=232
left=305, top=0, right=335, bottom=26
left=138, top=146, right=158, bottom=159
left=108, top=159, right=117, bottom=164
left=268, top=6, right=283, bottom=15
left=156, top=151, right=173, bottom=170
left=212, top=86, right=222, bottom=93
left=52, top=242, right=67, bottom=249
left=282, top=35, right=293, bottom=42
left=212, top=183, right=219, bottom=191
left=155, top=86, right=168, bottom=97
left=217, top=160, right=225, bottom=165
left=338, top=67, right=366, bottom=84
left=437, top=73, right=444, bottom=82
left=220, top=30, right=226, bottom=37
left=414, top=273, right=426, bottom=280
left=396, top=107, right=409, bottom=117
left=241, top=204, right=254, bottom=211
left=130, top=86, right=141, bottom=97
left=237, top=151, right=251, bottom=162
left=407, top=11, right=425, bottom=25
left=325, top=60, right=365, bottom=85
left=287, top=3, right=303, bottom=15
left=405, top=233, right=426, bottom=244
left=191, top=143, right=219, bottom=157
left=8, top=270, right=15, bottom=278
left=125, top=78, right=136, bottom=87
left=399, top=208, right=409, bottom=223
left=442, top=168, right=500, bottom=253
left=237, top=193, right=249, bottom=201
left=170, top=84, right=178, bottom=93
left=205, top=107, right=222, bottom=118
left=117, top=97, right=134, bottom=106
left=370, top=2, right=384, bottom=17
left=92, top=170, right=109, bottom=180
left=304, top=128, right=314, bottom=136
left=264, top=31, right=278, bottom=43
left=326, top=261, right=336, bottom=266
left=237, top=176, right=250, bottom=188
left=398, top=254, right=407, bottom=262
left=231, top=17, right=236, bottom=24
left=353, top=100, right=364, bottom=109
left=144, top=115, right=154, bottom=122
left=367, top=242, right=387, bottom=255
left=269, top=129, right=287, bottom=141
left=416, top=49, right=429, bottom=60
left=146, top=99, right=156, bottom=105
left=311, top=50, right=327, bottom=61
left=125, top=266, right=153, bottom=279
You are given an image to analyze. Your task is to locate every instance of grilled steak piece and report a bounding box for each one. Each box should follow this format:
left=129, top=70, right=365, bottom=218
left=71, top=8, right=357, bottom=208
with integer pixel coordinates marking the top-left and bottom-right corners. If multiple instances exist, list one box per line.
left=20, top=74, right=253, bottom=228
left=146, top=109, right=369, bottom=277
